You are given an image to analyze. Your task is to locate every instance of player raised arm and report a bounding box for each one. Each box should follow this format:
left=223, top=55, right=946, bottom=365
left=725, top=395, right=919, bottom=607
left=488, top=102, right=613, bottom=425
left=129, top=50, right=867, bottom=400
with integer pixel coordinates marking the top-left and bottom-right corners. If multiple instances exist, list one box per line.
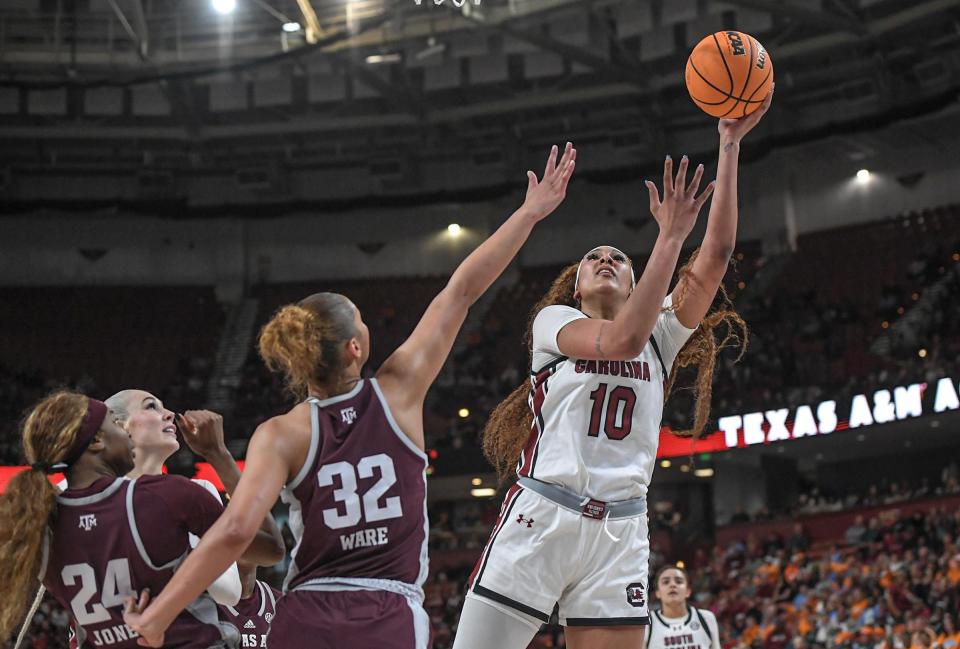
left=672, top=88, right=772, bottom=328
left=376, top=143, right=576, bottom=445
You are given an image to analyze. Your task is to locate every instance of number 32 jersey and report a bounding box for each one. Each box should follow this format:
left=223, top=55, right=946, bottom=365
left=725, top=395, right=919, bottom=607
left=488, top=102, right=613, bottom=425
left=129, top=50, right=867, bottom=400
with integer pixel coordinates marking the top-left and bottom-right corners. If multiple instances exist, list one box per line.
left=521, top=295, right=696, bottom=501
left=280, top=379, right=429, bottom=592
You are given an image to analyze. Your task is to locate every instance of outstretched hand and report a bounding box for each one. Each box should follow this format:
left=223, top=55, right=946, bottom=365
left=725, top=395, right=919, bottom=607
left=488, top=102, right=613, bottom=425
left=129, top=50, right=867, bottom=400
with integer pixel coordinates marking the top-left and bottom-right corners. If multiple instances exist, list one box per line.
left=718, top=84, right=773, bottom=145
left=123, top=590, right=164, bottom=647
left=644, top=155, right=716, bottom=242
left=521, top=142, right=577, bottom=222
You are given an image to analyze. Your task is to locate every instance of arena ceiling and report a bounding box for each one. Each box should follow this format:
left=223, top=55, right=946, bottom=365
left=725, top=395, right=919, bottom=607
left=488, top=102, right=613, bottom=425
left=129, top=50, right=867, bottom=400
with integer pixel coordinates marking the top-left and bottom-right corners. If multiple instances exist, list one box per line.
left=0, top=0, right=958, bottom=207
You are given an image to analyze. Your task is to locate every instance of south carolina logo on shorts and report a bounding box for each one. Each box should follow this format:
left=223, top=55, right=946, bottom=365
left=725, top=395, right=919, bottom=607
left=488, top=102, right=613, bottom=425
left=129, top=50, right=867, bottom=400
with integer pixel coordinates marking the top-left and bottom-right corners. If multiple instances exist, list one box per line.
left=625, top=582, right=646, bottom=608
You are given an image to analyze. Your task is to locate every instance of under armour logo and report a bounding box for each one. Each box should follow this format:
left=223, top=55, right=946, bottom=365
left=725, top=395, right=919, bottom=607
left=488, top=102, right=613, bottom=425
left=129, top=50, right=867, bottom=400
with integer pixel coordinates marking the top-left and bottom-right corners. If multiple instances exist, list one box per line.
left=78, top=514, right=97, bottom=531
left=516, top=514, right=534, bottom=528
left=341, top=407, right=357, bottom=425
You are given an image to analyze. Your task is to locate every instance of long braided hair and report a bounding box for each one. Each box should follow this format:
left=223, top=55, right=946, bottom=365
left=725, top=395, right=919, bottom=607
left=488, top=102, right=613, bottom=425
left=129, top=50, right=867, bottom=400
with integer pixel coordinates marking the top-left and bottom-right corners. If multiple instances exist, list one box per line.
left=481, top=250, right=747, bottom=481
left=0, top=392, right=90, bottom=640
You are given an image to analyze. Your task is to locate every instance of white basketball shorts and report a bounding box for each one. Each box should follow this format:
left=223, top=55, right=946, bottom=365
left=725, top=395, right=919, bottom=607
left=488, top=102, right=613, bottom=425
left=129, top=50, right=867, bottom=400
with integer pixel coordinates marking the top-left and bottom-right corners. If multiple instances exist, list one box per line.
left=467, top=483, right=650, bottom=627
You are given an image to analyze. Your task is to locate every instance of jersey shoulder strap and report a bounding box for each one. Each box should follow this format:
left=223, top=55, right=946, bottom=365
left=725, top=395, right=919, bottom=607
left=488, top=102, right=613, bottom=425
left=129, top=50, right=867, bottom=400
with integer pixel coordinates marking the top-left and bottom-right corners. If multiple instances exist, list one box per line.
left=693, top=607, right=713, bottom=644
left=648, top=334, right=668, bottom=382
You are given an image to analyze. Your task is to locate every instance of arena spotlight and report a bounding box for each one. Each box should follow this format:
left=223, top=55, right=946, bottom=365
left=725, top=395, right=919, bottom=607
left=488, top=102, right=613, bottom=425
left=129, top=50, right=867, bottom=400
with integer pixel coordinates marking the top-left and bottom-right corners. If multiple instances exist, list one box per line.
left=458, top=407, right=470, bottom=418
left=856, top=169, right=871, bottom=183
left=694, top=468, right=714, bottom=478
left=471, top=488, right=496, bottom=498
left=471, top=477, right=482, bottom=486
left=447, top=223, right=462, bottom=236
left=282, top=21, right=302, bottom=32
left=212, top=0, right=236, bottom=14
left=366, top=53, right=402, bottom=65
left=918, top=348, right=927, bottom=358
left=660, top=460, right=671, bottom=468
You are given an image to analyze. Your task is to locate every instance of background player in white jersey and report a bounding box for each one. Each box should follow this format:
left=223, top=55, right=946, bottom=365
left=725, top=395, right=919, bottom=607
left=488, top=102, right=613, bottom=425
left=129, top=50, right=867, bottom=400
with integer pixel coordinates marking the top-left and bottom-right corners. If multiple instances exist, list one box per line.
left=454, top=92, right=771, bottom=649
left=648, top=565, right=720, bottom=649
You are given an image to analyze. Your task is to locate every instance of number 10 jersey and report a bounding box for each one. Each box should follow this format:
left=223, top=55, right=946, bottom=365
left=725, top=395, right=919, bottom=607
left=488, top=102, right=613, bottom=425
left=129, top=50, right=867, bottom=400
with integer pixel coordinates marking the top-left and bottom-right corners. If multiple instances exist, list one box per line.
left=521, top=295, right=696, bottom=502
left=280, top=379, right=429, bottom=592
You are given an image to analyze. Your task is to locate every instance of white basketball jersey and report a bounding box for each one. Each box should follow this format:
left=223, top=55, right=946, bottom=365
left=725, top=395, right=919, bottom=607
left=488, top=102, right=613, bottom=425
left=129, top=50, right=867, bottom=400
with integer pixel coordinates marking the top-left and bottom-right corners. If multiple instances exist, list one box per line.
left=647, top=607, right=719, bottom=649
left=520, top=294, right=695, bottom=500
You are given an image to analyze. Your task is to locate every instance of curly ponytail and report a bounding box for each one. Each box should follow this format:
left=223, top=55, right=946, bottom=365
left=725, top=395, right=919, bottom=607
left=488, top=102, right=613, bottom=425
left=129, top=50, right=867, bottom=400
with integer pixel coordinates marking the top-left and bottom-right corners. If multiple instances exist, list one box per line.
left=258, top=292, right=358, bottom=400
left=0, top=391, right=89, bottom=640
left=665, top=249, right=748, bottom=438
left=482, top=250, right=747, bottom=480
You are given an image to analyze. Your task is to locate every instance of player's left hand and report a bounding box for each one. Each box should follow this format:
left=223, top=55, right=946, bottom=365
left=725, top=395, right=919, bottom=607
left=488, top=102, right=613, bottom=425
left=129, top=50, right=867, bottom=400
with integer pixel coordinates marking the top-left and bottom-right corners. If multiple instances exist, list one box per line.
left=718, top=84, right=773, bottom=144
left=178, top=410, right=229, bottom=459
left=520, top=142, right=577, bottom=222
left=123, top=590, right=165, bottom=648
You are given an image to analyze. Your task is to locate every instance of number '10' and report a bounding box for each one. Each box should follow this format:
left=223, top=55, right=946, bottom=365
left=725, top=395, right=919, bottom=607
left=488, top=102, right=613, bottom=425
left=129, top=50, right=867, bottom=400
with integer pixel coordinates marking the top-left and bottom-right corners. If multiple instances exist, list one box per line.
left=587, top=383, right=637, bottom=440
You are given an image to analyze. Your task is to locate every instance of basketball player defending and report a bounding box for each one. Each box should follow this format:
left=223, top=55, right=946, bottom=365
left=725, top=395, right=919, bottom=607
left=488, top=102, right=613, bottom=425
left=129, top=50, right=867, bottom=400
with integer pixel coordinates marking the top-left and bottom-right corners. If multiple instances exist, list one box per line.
left=122, top=143, right=577, bottom=648
left=455, top=94, right=771, bottom=649
left=648, top=566, right=719, bottom=649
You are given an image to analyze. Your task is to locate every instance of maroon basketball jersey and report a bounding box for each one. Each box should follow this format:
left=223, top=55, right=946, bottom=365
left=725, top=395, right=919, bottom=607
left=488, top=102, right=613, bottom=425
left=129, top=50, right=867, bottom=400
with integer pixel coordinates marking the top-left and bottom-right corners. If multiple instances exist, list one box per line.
left=219, top=581, right=278, bottom=648
left=281, top=379, right=428, bottom=591
left=44, top=476, right=236, bottom=649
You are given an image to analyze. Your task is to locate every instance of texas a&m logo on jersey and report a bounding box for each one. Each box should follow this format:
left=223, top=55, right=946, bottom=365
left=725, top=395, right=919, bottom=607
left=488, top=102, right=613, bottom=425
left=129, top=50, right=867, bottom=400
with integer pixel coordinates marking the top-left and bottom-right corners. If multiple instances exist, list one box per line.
left=341, top=407, right=358, bottom=425
left=626, top=582, right=646, bottom=608
left=78, top=514, right=97, bottom=531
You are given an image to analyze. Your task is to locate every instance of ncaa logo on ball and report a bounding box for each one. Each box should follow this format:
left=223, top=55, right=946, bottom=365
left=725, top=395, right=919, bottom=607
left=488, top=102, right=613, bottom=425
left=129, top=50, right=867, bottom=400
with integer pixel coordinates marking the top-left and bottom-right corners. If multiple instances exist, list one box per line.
left=625, top=582, right=646, bottom=608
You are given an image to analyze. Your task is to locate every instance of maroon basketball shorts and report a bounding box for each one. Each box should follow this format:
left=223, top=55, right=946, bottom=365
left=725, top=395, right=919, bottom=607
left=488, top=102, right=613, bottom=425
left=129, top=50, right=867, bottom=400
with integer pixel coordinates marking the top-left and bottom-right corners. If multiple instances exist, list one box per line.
left=266, top=587, right=429, bottom=648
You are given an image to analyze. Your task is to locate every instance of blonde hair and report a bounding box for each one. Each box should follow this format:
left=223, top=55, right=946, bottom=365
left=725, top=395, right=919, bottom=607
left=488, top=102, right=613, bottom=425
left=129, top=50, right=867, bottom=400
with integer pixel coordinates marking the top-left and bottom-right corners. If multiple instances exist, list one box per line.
left=258, top=292, right=358, bottom=399
left=481, top=250, right=748, bottom=481
left=0, top=392, right=89, bottom=639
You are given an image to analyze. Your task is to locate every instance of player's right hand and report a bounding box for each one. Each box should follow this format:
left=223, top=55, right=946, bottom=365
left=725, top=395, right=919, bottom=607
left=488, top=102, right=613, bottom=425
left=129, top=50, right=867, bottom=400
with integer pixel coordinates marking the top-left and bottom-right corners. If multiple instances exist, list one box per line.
left=123, top=590, right=164, bottom=648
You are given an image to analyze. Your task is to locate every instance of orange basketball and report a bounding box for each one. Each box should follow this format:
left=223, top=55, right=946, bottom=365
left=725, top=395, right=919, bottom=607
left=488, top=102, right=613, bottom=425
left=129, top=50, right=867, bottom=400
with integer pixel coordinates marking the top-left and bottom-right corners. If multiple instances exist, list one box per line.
left=685, top=31, right=773, bottom=118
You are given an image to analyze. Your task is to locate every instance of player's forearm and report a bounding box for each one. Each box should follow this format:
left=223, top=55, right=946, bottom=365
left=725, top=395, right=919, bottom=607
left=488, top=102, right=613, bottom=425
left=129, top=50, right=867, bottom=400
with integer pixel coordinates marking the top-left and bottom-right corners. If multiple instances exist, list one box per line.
left=609, top=233, right=684, bottom=351
left=205, top=448, right=241, bottom=494
left=207, top=448, right=284, bottom=557
left=700, top=138, right=740, bottom=262
left=446, top=207, right=538, bottom=305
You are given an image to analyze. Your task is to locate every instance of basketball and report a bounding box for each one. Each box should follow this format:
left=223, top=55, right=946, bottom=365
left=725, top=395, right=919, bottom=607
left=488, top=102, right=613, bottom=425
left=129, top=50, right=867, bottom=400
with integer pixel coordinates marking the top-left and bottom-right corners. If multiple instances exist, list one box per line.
left=685, top=31, right=773, bottom=118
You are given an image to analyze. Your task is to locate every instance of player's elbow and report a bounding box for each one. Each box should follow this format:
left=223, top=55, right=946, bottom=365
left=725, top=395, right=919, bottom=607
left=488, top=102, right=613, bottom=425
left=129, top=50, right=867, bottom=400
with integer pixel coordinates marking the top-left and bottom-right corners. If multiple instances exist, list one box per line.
left=702, top=242, right=734, bottom=266
left=220, top=515, right=260, bottom=554
left=444, top=276, right=482, bottom=307
left=608, top=331, right=647, bottom=360
left=262, top=534, right=286, bottom=564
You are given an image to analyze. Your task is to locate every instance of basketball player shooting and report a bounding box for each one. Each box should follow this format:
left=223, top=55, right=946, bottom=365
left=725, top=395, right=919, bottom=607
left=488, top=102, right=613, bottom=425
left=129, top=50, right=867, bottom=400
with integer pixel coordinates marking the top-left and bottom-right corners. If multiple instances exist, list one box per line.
left=454, top=92, right=772, bottom=649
